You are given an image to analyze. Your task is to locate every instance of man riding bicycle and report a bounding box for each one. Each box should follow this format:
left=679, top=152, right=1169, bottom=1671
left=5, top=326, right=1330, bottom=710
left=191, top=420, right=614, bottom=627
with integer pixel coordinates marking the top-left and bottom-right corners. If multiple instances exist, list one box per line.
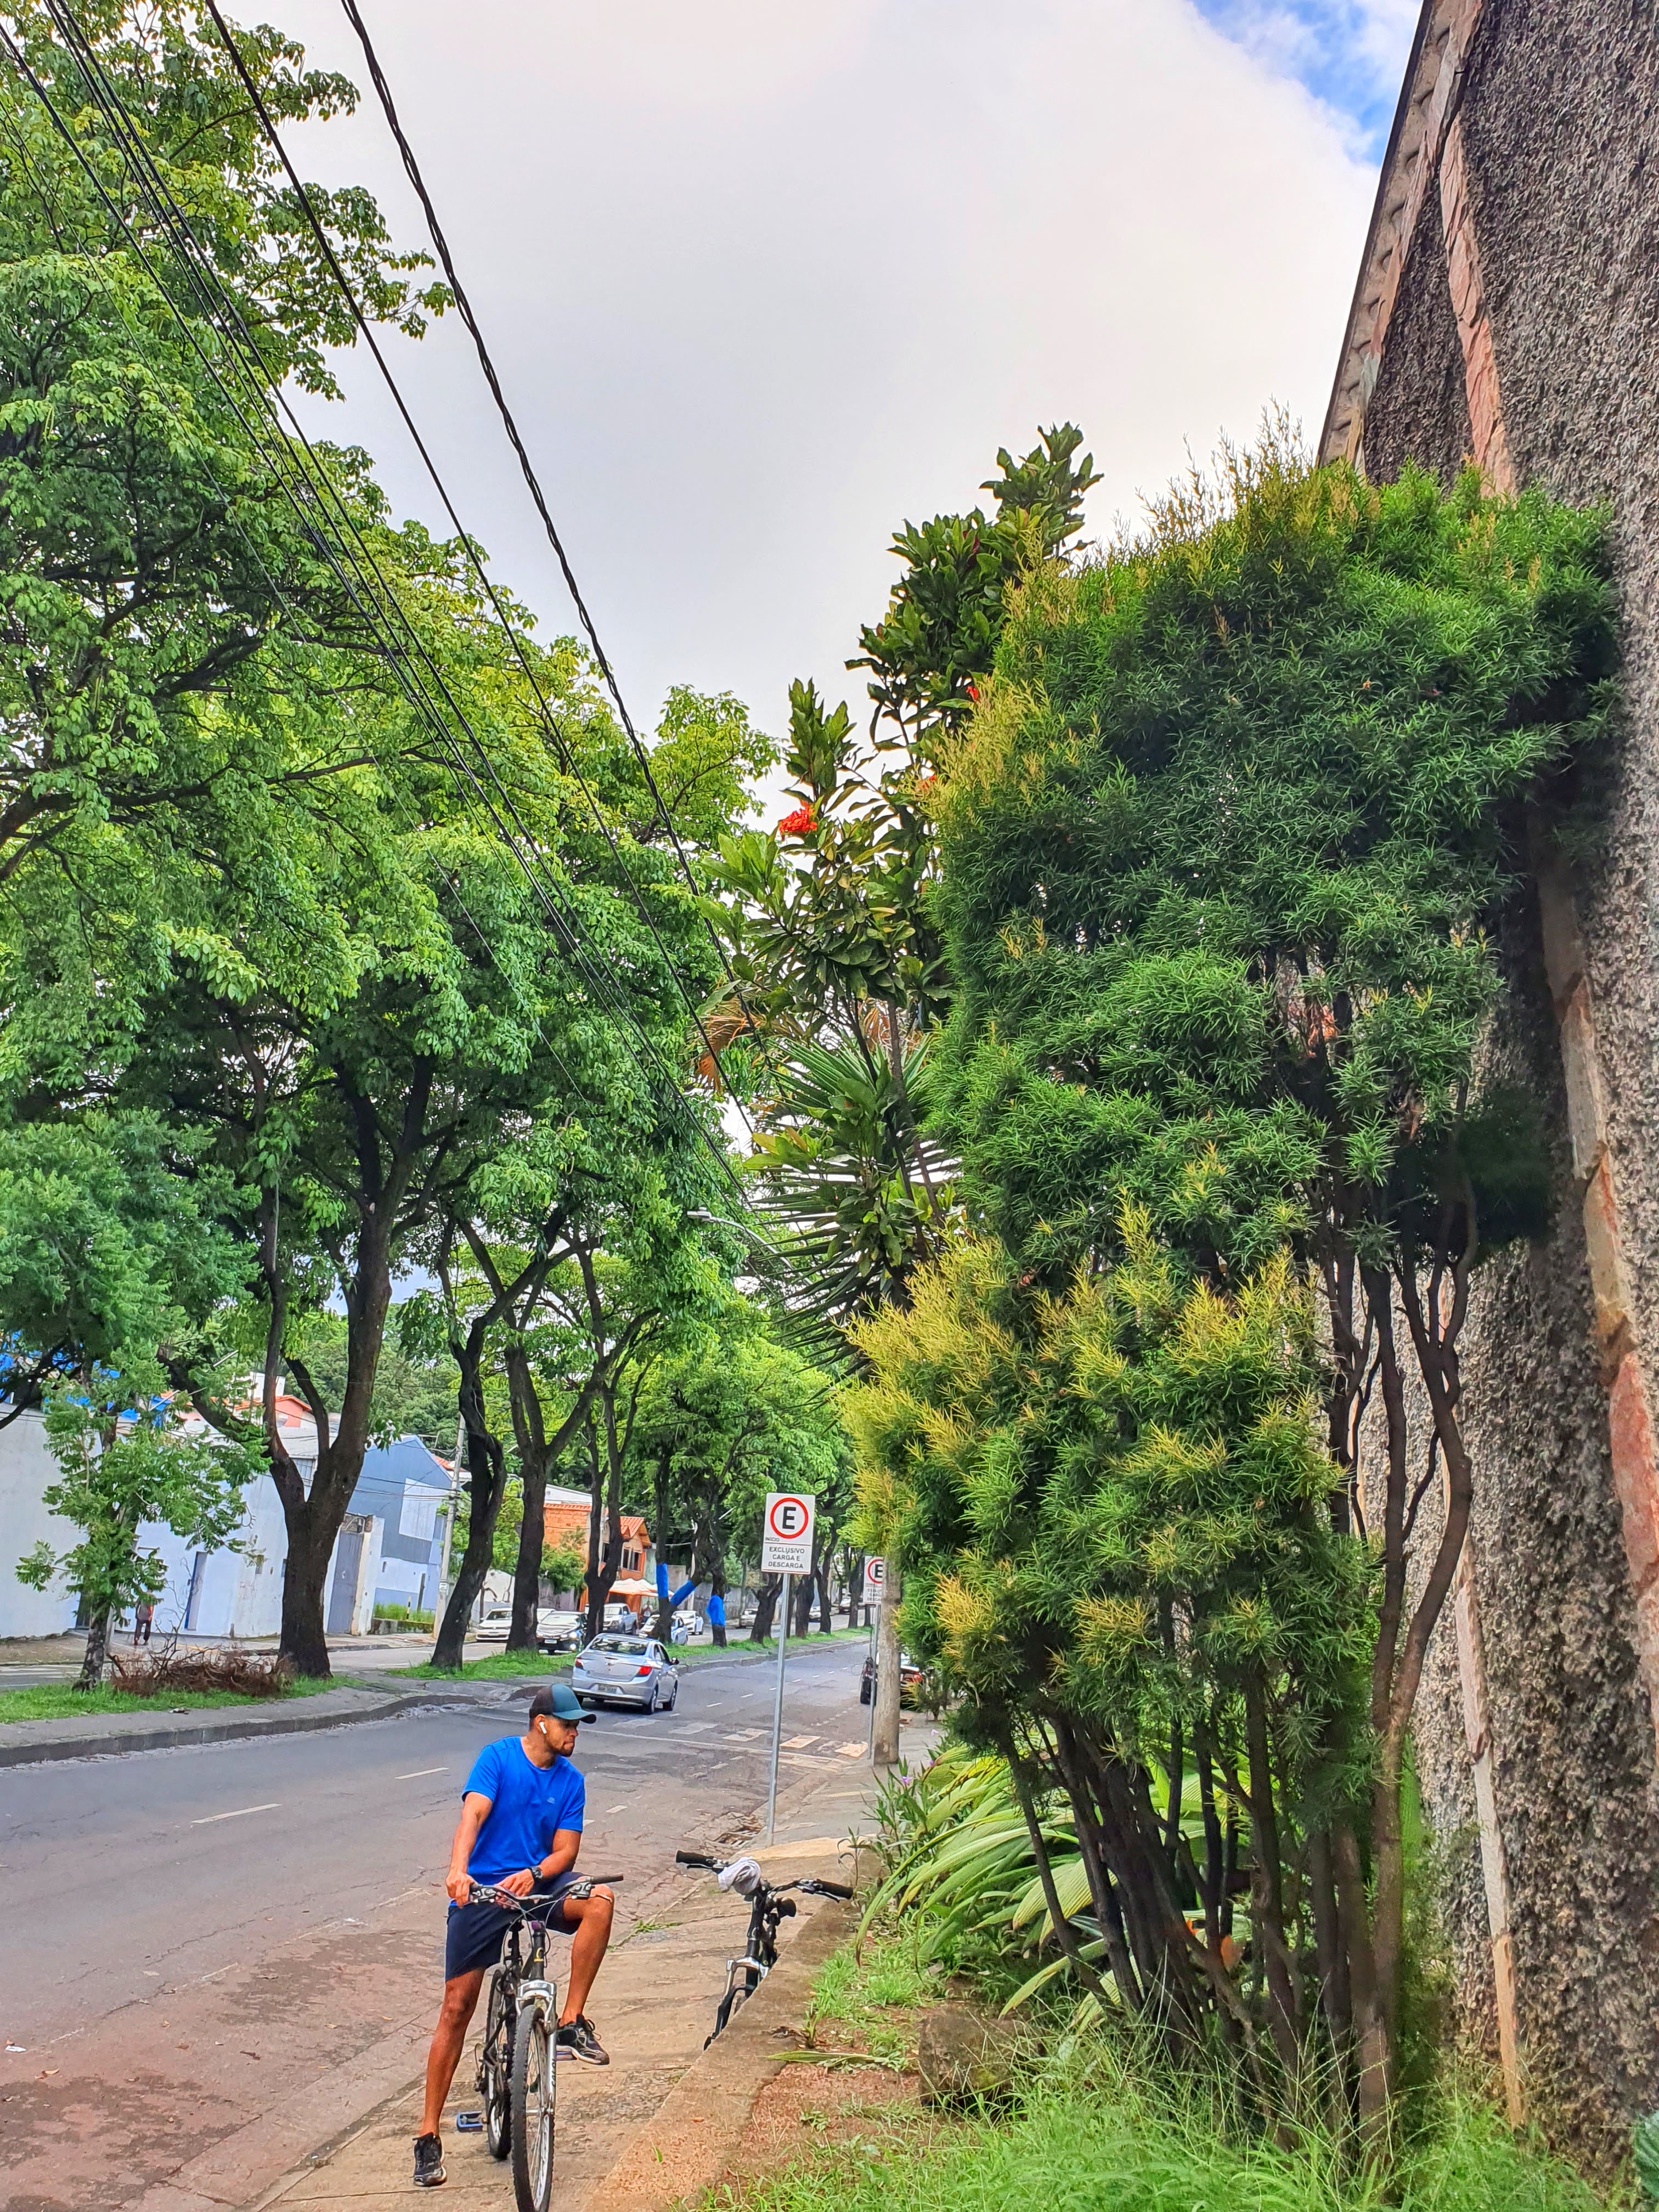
left=414, top=1683, right=615, bottom=2190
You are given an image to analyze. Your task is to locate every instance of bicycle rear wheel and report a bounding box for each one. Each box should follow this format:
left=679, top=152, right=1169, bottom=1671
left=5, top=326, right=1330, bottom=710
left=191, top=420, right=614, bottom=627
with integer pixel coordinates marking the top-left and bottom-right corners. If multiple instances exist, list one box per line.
left=480, top=1967, right=512, bottom=2161
left=510, top=2005, right=555, bottom=2212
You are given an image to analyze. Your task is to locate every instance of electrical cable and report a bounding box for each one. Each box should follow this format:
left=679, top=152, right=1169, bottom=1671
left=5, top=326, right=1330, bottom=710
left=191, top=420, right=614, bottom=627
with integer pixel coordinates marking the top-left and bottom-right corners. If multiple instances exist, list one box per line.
left=0, top=9, right=759, bottom=1237
left=195, top=0, right=774, bottom=1128
left=334, top=0, right=782, bottom=1084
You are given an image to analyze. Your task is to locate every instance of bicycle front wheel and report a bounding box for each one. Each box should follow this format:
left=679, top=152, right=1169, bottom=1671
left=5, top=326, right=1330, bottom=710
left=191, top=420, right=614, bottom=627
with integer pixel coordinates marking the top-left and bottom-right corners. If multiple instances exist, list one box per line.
left=510, top=2005, right=555, bottom=2212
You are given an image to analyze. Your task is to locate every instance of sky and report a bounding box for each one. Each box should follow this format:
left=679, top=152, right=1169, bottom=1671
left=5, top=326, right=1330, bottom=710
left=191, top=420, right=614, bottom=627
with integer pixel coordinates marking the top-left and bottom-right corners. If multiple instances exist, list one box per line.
left=274, top=0, right=1419, bottom=768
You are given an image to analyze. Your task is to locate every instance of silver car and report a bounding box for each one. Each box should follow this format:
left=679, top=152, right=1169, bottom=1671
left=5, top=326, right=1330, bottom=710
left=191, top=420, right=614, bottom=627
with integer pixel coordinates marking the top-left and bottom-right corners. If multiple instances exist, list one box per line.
left=572, top=1633, right=680, bottom=1712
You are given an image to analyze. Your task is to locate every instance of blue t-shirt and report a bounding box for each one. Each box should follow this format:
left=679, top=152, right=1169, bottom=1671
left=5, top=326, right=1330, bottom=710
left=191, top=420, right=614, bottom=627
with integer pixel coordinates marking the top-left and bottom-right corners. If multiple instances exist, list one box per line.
left=460, top=1736, right=585, bottom=1887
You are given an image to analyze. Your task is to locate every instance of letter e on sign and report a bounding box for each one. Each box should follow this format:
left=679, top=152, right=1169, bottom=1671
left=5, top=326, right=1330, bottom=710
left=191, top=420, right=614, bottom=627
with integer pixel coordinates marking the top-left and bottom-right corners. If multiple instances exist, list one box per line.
left=761, top=1492, right=816, bottom=1575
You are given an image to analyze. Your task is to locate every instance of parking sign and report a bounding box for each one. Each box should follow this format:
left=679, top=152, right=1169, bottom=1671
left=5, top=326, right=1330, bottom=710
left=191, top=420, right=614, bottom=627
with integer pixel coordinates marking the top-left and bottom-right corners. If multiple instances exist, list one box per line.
left=761, top=1491, right=815, bottom=1574
left=862, top=1556, right=886, bottom=1604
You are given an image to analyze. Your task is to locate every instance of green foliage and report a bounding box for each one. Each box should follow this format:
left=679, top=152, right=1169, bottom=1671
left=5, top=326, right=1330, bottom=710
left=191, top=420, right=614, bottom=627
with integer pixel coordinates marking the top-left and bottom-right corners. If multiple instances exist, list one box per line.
left=0, top=1675, right=335, bottom=1723
left=1633, top=2112, right=1659, bottom=2200
left=938, top=437, right=1615, bottom=1290
left=854, top=436, right=1618, bottom=2124
left=18, top=1395, right=256, bottom=1637
left=282, top=1312, right=458, bottom=1448
left=851, top=425, right=1100, bottom=753
left=720, top=2030, right=1604, bottom=2212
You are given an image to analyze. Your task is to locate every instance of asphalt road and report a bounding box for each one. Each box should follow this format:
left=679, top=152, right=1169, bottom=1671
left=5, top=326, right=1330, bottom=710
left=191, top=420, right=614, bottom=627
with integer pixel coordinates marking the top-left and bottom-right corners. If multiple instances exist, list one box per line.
left=1, top=1637, right=877, bottom=2212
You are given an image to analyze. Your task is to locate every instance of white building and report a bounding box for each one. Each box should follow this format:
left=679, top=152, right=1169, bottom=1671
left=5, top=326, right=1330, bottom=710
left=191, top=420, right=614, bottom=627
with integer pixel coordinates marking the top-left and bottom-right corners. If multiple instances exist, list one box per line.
left=0, top=1393, right=449, bottom=1642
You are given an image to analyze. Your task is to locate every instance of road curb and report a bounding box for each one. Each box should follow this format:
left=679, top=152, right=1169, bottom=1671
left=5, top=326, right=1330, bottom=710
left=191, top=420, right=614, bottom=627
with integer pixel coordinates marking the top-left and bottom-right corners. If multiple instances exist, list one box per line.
left=586, top=1869, right=856, bottom=2212
left=0, top=1686, right=443, bottom=1768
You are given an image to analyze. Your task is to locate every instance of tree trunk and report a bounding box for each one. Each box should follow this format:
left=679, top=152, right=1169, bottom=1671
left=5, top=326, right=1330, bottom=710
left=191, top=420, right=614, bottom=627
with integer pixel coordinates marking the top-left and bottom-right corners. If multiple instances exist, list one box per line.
left=277, top=1209, right=398, bottom=1678
left=432, top=1429, right=506, bottom=1669
left=76, top=1605, right=111, bottom=1690
left=506, top=1344, right=550, bottom=1655
left=791, top=1570, right=814, bottom=1638
left=652, top=1442, right=675, bottom=1642
left=432, top=1318, right=510, bottom=1671
left=872, top=1569, right=901, bottom=1765
left=749, top=1573, right=782, bottom=1644
left=583, top=1388, right=627, bottom=1642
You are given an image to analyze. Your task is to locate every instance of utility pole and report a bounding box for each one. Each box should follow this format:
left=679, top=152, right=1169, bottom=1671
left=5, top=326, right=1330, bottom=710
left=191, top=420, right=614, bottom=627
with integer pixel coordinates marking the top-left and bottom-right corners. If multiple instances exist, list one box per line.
left=434, top=1412, right=464, bottom=1623
left=872, top=1568, right=901, bottom=1767
left=765, top=1571, right=791, bottom=1845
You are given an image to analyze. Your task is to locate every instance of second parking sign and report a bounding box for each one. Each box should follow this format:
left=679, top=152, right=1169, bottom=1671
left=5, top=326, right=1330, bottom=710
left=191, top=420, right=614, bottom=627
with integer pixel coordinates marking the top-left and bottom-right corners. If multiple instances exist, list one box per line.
left=760, top=1491, right=815, bottom=1574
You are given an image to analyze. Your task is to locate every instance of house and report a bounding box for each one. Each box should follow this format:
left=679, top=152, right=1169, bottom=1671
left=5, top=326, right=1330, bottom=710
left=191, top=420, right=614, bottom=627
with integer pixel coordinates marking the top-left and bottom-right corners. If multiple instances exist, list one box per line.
left=0, top=1393, right=450, bottom=1641
left=539, top=1493, right=656, bottom=1619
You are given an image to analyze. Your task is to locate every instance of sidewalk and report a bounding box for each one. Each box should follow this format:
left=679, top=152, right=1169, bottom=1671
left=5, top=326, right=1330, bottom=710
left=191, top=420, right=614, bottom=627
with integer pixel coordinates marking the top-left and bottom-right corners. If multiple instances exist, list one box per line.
left=239, top=1740, right=917, bottom=2212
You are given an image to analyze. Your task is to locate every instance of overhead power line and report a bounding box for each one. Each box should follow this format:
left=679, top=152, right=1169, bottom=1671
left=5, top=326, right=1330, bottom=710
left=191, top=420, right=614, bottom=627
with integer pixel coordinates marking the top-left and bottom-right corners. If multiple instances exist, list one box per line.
left=0, top=6, right=777, bottom=1253
left=196, top=0, right=780, bottom=1126
left=333, top=0, right=780, bottom=1076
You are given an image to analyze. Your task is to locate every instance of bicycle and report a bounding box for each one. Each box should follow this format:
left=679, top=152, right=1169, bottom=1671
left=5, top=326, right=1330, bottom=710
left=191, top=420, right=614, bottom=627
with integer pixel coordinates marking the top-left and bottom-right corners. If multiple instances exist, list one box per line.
left=467, top=1875, right=622, bottom=2212
left=674, top=1850, right=853, bottom=2045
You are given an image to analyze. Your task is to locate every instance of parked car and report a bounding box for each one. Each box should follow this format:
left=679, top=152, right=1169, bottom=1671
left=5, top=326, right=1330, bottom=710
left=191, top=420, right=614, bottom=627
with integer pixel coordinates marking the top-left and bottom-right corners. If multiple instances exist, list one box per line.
left=603, top=1602, right=637, bottom=1633
left=672, top=1607, right=707, bottom=1643
left=473, top=1604, right=514, bottom=1642
left=860, top=1651, right=926, bottom=1708
left=537, top=1607, right=584, bottom=1653
left=573, top=1633, right=680, bottom=1712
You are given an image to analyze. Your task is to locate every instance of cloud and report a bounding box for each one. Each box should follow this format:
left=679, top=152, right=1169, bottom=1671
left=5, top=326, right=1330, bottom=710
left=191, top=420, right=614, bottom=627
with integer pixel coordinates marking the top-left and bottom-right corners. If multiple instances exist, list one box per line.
left=273, top=0, right=1384, bottom=747
left=1190, top=1, right=1418, bottom=150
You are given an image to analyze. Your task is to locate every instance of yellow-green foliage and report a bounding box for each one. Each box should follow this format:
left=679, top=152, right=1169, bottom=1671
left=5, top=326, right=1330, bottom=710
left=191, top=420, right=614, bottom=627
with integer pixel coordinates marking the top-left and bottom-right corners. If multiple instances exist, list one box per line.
left=846, top=1217, right=1372, bottom=1773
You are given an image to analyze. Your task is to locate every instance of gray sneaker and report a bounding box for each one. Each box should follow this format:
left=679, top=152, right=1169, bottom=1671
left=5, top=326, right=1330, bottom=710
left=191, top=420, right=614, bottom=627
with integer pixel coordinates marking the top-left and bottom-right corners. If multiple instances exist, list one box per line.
left=555, top=2015, right=609, bottom=2066
left=413, top=2132, right=447, bottom=2187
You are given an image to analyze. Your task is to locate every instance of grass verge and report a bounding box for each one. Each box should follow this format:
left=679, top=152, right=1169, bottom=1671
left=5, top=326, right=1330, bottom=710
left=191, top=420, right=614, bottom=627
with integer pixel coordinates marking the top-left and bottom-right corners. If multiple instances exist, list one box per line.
left=0, top=1674, right=342, bottom=1724
left=717, top=1922, right=1610, bottom=2212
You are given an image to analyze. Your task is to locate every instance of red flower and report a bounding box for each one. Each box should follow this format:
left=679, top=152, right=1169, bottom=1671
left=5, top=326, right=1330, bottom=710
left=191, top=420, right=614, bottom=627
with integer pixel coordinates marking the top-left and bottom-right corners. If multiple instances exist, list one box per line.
left=776, top=804, right=818, bottom=837
left=966, top=682, right=979, bottom=703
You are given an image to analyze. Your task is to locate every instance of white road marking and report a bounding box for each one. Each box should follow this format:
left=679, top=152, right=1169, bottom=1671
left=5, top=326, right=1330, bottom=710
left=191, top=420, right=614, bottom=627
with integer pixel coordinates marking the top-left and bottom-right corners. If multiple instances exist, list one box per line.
left=396, top=1768, right=448, bottom=1780
left=782, top=1735, right=818, bottom=1749
left=604, top=1804, right=628, bottom=1814
left=191, top=1802, right=280, bottom=1826
left=837, top=1743, right=866, bottom=1757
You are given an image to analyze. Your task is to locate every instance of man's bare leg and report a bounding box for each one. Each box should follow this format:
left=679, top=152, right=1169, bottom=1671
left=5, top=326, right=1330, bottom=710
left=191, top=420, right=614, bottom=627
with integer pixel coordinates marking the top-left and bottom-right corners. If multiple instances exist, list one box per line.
left=420, top=1968, right=485, bottom=2138
left=558, top=1887, right=615, bottom=2024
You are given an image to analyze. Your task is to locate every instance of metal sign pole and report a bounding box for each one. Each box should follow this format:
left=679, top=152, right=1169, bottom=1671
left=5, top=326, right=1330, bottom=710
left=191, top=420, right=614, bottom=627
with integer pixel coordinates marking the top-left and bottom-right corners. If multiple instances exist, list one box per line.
left=765, top=1571, right=791, bottom=1845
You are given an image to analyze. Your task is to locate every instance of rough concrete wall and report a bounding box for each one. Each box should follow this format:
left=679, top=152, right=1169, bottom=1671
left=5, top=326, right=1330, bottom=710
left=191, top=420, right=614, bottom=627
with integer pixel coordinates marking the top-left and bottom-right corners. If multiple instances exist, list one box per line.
left=1412, top=921, right=1659, bottom=2155
left=1359, top=1, right=1659, bottom=2157
left=1362, top=189, right=1472, bottom=487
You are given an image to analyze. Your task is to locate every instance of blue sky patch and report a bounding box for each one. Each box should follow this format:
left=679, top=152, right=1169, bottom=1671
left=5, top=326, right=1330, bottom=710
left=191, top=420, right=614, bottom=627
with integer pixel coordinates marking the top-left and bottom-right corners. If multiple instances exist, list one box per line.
left=1193, top=1, right=1419, bottom=155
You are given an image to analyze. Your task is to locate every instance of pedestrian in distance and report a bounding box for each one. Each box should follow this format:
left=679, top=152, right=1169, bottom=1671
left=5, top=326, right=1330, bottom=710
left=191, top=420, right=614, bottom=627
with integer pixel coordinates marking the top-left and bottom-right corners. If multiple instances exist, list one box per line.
left=131, top=1603, right=153, bottom=1647
left=413, top=1682, right=615, bottom=2190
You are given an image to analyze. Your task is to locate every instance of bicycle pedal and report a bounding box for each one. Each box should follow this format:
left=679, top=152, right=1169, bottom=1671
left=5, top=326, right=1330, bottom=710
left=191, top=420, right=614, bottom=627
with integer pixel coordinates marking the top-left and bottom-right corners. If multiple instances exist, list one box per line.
left=454, top=2111, right=484, bottom=2132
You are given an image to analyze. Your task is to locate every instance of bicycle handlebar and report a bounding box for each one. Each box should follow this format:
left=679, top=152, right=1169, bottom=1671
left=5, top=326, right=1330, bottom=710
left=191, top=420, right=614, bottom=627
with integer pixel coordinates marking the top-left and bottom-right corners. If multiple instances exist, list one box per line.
left=672, top=1851, right=855, bottom=1903
left=465, top=1874, right=625, bottom=1912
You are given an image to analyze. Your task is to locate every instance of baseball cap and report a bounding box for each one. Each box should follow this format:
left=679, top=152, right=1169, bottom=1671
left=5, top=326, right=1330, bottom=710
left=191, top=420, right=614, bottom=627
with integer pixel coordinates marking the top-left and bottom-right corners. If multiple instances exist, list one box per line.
left=529, top=1683, right=594, bottom=1725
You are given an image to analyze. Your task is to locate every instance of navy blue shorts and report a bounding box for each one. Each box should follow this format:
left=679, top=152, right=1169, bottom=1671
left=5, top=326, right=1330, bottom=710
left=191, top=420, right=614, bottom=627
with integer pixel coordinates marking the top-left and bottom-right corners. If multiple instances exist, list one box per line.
left=444, top=1877, right=582, bottom=1982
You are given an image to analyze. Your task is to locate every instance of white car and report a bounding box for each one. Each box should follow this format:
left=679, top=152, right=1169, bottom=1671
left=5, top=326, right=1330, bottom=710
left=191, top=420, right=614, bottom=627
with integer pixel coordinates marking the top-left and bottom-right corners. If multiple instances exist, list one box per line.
left=473, top=1604, right=514, bottom=1641
left=572, top=1633, right=680, bottom=1712
left=672, top=1608, right=707, bottom=1643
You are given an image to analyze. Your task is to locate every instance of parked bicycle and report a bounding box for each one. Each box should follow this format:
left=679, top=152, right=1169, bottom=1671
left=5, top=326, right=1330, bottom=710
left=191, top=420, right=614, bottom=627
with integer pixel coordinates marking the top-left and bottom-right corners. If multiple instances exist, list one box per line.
left=468, top=1875, right=622, bottom=2212
left=674, top=1850, right=853, bottom=2045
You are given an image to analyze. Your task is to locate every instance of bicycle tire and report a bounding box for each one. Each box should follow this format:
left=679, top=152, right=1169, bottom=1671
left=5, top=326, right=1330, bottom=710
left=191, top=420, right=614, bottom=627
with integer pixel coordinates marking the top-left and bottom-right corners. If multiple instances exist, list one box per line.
left=510, top=2005, right=555, bottom=2212
left=481, top=1968, right=512, bottom=2162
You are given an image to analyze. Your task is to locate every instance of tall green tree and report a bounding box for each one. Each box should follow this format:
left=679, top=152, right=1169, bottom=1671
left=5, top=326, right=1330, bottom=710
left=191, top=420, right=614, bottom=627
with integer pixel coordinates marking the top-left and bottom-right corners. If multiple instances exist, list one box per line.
left=870, top=438, right=1615, bottom=2130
